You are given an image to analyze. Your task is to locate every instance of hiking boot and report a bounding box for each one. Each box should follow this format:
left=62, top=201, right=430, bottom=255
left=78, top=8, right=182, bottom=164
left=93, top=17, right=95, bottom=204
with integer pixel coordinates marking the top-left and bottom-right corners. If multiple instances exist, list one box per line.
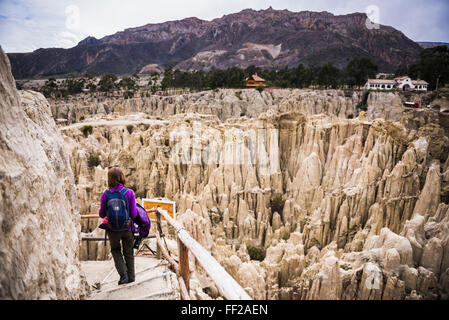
left=127, top=272, right=135, bottom=283
left=118, top=273, right=129, bottom=285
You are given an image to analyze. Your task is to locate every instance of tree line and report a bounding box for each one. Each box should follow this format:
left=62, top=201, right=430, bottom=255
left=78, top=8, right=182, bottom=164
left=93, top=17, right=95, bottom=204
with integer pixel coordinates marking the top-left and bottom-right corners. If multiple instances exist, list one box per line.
left=161, top=57, right=379, bottom=90
left=37, top=45, right=448, bottom=98
left=163, top=46, right=448, bottom=91
left=407, top=45, right=449, bottom=90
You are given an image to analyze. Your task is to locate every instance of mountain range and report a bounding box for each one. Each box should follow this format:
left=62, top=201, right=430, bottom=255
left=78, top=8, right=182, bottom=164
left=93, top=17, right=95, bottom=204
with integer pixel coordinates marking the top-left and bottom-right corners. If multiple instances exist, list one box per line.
left=7, top=7, right=425, bottom=79
left=417, top=42, right=449, bottom=49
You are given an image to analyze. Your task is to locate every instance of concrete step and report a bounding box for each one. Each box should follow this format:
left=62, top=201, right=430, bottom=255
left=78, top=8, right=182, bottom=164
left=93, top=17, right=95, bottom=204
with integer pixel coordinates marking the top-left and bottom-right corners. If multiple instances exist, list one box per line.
left=89, top=271, right=178, bottom=300
left=98, top=261, right=170, bottom=292
left=81, top=256, right=180, bottom=300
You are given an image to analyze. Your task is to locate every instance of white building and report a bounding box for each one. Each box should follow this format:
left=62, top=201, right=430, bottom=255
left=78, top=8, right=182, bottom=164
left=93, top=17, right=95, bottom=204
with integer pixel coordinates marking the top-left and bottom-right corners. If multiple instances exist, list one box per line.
left=364, top=79, right=396, bottom=90
left=411, top=80, right=429, bottom=91
left=365, top=76, right=428, bottom=91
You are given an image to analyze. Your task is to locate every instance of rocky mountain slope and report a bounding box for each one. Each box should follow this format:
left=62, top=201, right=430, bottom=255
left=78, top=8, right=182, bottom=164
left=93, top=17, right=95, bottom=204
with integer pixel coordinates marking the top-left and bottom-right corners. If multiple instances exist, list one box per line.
left=58, top=87, right=449, bottom=300
left=7, top=7, right=422, bottom=78
left=0, top=47, right=89, bottom=299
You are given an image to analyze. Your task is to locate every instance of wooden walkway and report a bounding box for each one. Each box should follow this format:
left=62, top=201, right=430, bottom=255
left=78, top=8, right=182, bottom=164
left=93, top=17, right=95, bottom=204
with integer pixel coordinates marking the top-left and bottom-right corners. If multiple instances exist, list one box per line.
left=82, top=256, right=179, bottom=300
left=80, top=207, right=251, bottom=300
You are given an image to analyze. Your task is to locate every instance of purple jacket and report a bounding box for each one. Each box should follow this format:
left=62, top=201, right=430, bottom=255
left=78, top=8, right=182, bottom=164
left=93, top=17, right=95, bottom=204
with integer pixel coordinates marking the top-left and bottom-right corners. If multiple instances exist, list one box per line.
left=99, top=184, right=137, bottom=231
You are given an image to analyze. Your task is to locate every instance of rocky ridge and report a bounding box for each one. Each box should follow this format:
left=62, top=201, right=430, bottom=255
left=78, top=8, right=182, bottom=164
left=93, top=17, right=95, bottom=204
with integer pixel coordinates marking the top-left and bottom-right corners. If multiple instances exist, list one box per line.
left=51, top=88, right=361, bottom=125
left=7, top=8, right=421, bottom=78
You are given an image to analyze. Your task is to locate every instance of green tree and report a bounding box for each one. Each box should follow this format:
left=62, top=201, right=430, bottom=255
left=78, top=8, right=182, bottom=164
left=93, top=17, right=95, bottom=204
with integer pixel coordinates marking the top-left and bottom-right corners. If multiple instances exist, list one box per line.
left=345, top=57, right=378, bottom=87
left=118, top=77, right=137, bottom=91
left=64, top=74, right=85, bottom=95
left=394, top=64, right=409, bottom=77
left=40, top=77, right=59, bottom=98
left=98, top=74, right=118, bottom=93
left=161, top=65, right=174, bottom=90
left=244, top=65, right=262, bottom=78
left=294, top=64, right=314, bottom=88
left=85, top=71, right=97, bottom=79
left=317, top=62, right=341, bottom=89
left=207, top=67, right=226, bottom=89
left=409, top=46, right=449, bottom=90
left=87, top=82, right=97, bottom=92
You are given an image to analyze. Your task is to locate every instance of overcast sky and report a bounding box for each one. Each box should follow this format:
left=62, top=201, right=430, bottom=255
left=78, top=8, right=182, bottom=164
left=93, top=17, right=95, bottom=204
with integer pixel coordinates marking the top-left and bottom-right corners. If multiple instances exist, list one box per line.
left=0, top=0, right=448, bottom=53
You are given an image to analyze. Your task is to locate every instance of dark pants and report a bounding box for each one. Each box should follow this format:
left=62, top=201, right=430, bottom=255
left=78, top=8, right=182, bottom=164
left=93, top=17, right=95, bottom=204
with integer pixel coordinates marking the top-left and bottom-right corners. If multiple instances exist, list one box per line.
left=107, top=230, right=135, bottom=281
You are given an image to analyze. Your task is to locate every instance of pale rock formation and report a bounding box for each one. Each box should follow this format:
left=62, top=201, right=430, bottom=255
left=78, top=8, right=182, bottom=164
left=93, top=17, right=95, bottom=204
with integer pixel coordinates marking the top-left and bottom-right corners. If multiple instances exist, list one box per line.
left=50, top=89, right=362, bottom=125
left=0, top=47, right=89, bottom=299
left=58, top=81, right=449, bottom=299
left=367, top=91, right=404, bottom=121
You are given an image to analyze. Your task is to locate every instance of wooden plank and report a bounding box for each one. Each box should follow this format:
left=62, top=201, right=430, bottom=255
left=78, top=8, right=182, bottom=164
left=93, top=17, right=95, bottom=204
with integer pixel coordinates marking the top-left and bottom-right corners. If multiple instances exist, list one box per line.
left=156, top=208, right=184, bottom=232
left=82, top=237, right=108, bottom=241
left=155, top=230, right=178, bottom=272
left=80, top=215, right=100, bottom=219
left=178, top=238, right=190, bottom=293
left=142, top=198, right=176, bottom=221
left=178, top=275, right=190, bottom=300
left=157, top=208, right=252, bottom=300
left=156, top=241, right=162, bottom=260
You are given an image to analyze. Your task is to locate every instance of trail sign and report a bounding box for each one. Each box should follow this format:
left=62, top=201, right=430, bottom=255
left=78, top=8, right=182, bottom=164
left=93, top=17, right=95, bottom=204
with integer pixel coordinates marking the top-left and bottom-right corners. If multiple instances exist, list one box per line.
left=142, top=198, right=176, bottom=221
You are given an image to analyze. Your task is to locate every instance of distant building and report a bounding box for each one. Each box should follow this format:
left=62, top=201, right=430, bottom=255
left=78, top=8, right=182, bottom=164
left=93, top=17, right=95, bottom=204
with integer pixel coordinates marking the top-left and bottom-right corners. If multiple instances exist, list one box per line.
left=364, top=79, right=396, bottom=90
left=411, top=80, right=429, bottom=91
left=394, top=76, right=428, bottom=91
left=245, top=74, right=267, bottom=88
left=364, top=76, right=428, bottom=91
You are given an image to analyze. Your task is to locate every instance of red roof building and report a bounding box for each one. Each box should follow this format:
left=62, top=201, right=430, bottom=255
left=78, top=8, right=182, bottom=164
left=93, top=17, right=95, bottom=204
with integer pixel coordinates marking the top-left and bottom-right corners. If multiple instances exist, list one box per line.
left=245, top=73, right=267, bottom=87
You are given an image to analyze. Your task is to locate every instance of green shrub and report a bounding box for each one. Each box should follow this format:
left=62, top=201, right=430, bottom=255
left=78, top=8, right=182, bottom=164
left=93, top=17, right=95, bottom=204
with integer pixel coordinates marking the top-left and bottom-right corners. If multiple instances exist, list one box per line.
left=88, top=154, right=101, bottom=168
left=256, top=85, right=265, bottom=93
left=81, top=125, right=93, bottom=137
left=123, top=90, right=134, bottom=99
left=270, top=195, right=286, bottom=215
left=357, top=90, right=370, bottom=111
left=247, top=245, right=266, bottom=261
left=235, top=91, right=243, bottom=100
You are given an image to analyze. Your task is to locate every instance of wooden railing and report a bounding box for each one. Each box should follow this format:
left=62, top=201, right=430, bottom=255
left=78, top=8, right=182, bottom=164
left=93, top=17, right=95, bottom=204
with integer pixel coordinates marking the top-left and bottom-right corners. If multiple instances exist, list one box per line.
left=153, top=207, right=251, bottom=300
left=80, top=211, right=252, bottom=300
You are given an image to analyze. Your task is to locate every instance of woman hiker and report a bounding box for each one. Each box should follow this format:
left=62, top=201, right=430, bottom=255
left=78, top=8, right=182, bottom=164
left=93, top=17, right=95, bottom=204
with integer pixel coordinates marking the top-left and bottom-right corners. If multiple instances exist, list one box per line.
left=99, top=166, right=137, bottom=285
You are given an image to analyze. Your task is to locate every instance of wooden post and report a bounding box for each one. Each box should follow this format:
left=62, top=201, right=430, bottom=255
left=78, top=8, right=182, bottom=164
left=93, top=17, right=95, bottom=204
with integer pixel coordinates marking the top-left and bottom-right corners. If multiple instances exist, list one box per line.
left=156, top=241, right=162, bottom=259
left=156, top=210, right=163, bottom=260
left=178, top=238, right=190, bottom=293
